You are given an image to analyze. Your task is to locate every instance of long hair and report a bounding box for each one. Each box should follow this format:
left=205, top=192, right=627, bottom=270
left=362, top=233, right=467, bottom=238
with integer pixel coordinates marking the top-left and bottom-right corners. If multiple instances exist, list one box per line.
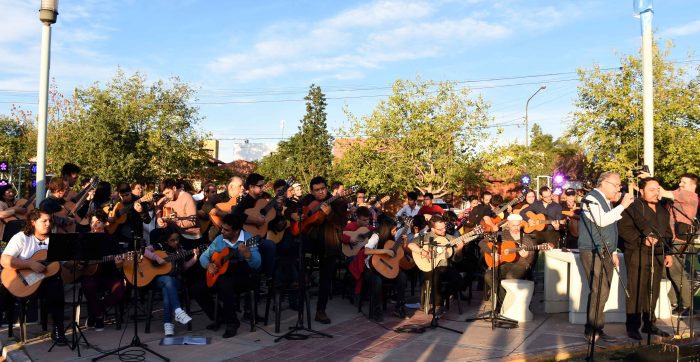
left=22, top=209, right=50, bottom=236
left=376, top=215, right=395, bottom=249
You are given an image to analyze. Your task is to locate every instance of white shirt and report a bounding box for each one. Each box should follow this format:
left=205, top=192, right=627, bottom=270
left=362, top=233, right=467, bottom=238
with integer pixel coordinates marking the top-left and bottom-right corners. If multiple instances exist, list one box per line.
left=2, top=232, right=49, bottom=260
left=364, top=233, right=380, bottom=268
left=581, top=188, right=626, bottom=228
left=395, top=205, right=420, bottom=219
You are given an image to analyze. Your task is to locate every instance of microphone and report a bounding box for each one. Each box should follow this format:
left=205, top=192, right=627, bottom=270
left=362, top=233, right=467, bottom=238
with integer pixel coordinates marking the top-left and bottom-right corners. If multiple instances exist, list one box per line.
left=581, top=199, right=598, bottom=205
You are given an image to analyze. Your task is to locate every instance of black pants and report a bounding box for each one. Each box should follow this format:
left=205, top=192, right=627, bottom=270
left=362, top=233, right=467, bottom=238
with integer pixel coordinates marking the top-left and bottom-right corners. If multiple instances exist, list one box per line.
left=316, top=254, right=337, bottom=312
left=580, top=250, right=614, bottom=334
left=190, top=262, right=257, bottom=325
left=363, top=268, right=407, bottom=310
left=0, top=275, right=64, bottom=330
left=424, top=265, right=462, bottom=308
left=625, top=248, right=664, bottom=332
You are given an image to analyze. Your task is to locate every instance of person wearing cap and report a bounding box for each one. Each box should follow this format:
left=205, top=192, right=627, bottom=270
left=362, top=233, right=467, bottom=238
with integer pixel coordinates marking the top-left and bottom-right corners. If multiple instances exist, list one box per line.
left=478, top=213, right=538, bottom=310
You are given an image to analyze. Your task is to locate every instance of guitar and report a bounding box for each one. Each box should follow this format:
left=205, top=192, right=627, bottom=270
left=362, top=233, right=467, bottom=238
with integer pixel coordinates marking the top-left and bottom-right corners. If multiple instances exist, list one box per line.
left=521, top=211, right=565, bottom=234
left=398, top=221, right=417, bottom=270
left=370, top=218, right=413, bottom=279
left=290, top=185, right=359, bottom=236
left=104, top=192, right=162, bottom=234
left=412, top=226, right=484, bottom=272
left=341, top=226, right=375, bottom=257
left=1, top=249, right=61, bottom=298
left=209, top=194, right=244, bottom=231
left=55, top=176, right=100, bottom=233
left=3, top=192, right=36, bottom=222
left=480, top=193, right=526, bottom=233
left=483, top=240, right=552, bottom=268
left=206, top=236, right=262, bottom=288
left=243, top=177, right=295, bottom=237
left=61, top=251, right=136, bottom=284
left=124, top=245, right=206, bottom=287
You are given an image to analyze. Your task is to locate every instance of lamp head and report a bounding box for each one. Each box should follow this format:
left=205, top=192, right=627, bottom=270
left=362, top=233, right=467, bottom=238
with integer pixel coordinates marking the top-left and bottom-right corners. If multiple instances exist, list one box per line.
left=39, top=0, right=59, bottom=24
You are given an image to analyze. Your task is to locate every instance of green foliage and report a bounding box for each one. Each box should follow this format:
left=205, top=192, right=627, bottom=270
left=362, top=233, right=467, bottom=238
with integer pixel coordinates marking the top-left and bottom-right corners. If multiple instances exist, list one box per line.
left=335, top=78, right=490, bottom=197
left=567, top=42, right=700, bottom=184
left=480, top=124, right=586, bottom=183
left=0, top=114, right=35, bottom=170
left=11, top=70, right=210, bottom=184
left=257, top=84, right=334, bottom=187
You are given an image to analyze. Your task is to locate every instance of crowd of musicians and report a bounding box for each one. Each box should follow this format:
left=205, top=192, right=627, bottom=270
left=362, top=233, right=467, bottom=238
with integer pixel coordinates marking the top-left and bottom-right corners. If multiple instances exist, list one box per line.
left=0, top=162, right=697, bottom=345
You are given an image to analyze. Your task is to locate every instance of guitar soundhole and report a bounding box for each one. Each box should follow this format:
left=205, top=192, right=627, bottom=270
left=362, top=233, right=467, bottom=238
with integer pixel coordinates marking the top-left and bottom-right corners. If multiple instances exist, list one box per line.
left=436, top=247, right=444, bottom=254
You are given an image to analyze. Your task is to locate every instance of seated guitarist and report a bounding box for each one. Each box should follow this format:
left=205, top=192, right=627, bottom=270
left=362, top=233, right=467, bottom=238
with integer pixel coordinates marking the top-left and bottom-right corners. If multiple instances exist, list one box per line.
left=0, top=209, right=67, bottom=345
left=406, top=214, right=464, bottom=316
left=110, top=183, right=152, bottom=242
left=362, top=216, right=408, bottom=321
left=143, top=227, right=197, bottom=337
left=81, top=210, right=125, bottom=331
left=341, top=206, right=375, bottom=263
left=201, top=176, right=245, bottom=241
left=39, top=177, right=78, bottom=232
left=479, top=214, right=537, bottom=310
left=198, top=214, right=261, bottom=338
left=0, top=185, right=28, bottom=241
left=157, top=178, right=200, bottom=248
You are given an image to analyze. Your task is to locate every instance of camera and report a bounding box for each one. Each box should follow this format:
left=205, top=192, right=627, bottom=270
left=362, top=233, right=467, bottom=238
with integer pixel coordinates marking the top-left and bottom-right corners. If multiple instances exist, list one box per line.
left=631, top=165, right=650, bottom=177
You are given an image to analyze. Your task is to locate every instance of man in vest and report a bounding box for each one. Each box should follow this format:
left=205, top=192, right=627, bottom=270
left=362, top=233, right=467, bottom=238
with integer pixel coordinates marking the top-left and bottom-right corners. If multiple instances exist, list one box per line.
left=578, top=172, right=634, bottom=343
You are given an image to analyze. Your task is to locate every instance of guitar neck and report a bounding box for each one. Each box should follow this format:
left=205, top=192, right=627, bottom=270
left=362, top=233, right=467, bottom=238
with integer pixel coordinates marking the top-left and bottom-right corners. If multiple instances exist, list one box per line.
left=503, top=244, right=549, bottom=254
left=165, top=246, right=202, bottom=263
left=21, top=194, right=36, bottom=208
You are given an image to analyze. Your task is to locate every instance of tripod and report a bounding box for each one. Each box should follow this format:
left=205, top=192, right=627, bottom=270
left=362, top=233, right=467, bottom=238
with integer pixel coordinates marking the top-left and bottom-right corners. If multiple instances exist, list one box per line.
left=274, top=208, right=332, bottom=342
left=465, top=232, right=518, bottom=329
left=93, top=237, right=169, bottom=362
left=51, top=258, right=91, bottom=355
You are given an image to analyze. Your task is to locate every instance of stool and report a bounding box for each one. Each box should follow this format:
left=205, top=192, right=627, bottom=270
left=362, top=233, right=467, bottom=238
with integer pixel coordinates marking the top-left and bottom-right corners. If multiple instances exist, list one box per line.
left=213, top=289, right=257, bottom=332
left=500, top=279, right=534, bottom=322
left=655, top=279, right=673, bottom=319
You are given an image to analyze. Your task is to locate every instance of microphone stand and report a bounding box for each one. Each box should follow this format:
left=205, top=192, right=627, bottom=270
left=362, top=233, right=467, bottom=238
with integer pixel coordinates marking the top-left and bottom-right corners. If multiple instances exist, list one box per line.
left=421, top=234, right=462, bottom=334
left=93, top=236, right=169, bottom=362
left=275, top=203, right=332, bottom=342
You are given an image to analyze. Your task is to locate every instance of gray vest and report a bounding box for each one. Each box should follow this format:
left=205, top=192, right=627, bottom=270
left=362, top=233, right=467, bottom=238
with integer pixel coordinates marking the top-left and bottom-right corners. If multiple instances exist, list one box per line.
left=578, top=190, right=618, bottom=252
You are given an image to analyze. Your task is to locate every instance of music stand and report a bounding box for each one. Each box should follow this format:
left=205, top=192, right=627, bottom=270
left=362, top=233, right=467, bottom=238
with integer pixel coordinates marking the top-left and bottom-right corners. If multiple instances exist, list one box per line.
left=46, top=232, right=119, bottom=356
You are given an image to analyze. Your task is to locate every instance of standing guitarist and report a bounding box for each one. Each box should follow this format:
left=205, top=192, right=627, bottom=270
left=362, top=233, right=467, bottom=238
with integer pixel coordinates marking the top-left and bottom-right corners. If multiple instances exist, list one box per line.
left=60, top=163, right=81, bottom=203
left=479, top=214, right=538, bottom=310
left=40, top=177, right=78, bottom=232
left=0, top=209, right=67, bottom=345
left=157, top=179, right=200, bottom=248
left=521, top=187, right=564, bottom=245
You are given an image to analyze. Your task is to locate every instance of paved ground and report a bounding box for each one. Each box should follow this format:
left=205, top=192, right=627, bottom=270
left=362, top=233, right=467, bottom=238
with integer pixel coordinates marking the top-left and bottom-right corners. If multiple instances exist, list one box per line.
left=1, top=283, right=699, bottom=361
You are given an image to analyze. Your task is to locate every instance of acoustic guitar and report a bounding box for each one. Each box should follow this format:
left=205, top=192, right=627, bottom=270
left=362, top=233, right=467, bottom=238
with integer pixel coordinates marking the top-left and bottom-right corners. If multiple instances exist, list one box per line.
left=3, top=192, right=36, bottom=222
left=1, top=249, right=61, bottom=298
left=341, top=226, right=374, bottom=257
left=483, top=240, right=552, bottom=268
left=104, top=192, right=162, bottom=234
left=55, top=176, right=100, bottom=233
left=480, top=193, right=526, bottom=233
left=209, top=194, right=244, bottom=231
left=370, top=218, right=413, bottom=279
left=123, top=245, right=206, bottom=287
left=243, top=178, right=295, bottom=237
left=412, top=226, right=484, bottom=272
left=206, top=236, right=261, bottom=288
left=521, top=211, right=565, bottom=234
left=61, top=251, right=135, bottom=284
left=290, top=185, right=358, bottom=236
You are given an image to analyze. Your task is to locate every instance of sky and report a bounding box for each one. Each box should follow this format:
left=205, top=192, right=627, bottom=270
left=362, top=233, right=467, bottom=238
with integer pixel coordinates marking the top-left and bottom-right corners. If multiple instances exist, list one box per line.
left=1, top=0, right=699, bottom=163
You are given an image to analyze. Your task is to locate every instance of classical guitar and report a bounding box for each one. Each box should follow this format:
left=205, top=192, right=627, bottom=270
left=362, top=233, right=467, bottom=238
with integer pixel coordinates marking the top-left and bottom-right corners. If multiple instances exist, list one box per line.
left=370, top=218, right=413, bottom=279
left=243, top=177, right=295, bottom=237
left=483, top=240, right=552, bottom=268
left=55, top=176, right=100, bottom=233
left=104, top=192, right=162, bottom=234
left=398, top=221, right=417, bottom=270
left=124, top=245, right=206, bottom=287
left=206, top=236, right=262, bottom=288
left=61, top=251, right=135, bottom=284
left=412, top=226, right=484, bottom=272
left=521, top=211, right=565, bottom=234
left=481, top=193, right=526, bottom=233
left=341, top=226, right=374, bottom=257
left=1, top=249, right=61, bottom=298
left=3, top=192, right=36, bottom=222
left=209, top=194, right=244, bottom=231
left=290, top=185, right=359, bottom=236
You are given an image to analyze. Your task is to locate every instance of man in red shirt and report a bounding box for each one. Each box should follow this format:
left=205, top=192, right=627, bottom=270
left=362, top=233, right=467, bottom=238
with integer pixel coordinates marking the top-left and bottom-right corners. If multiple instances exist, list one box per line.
left=417, top=193, right=445, bottom=217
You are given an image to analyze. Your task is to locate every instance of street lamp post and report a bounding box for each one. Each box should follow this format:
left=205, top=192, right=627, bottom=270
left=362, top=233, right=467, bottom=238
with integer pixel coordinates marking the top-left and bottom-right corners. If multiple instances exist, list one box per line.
left=525, top=85, right=546, bottom=147
left=633, top=0, right=654, bottom=175
left=36, top=0, right=58, bottom=206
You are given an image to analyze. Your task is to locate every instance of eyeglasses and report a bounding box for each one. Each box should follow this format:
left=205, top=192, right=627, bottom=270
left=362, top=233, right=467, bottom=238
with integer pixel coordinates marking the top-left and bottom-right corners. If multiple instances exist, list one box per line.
left=604, top=180, right=621, bottom=188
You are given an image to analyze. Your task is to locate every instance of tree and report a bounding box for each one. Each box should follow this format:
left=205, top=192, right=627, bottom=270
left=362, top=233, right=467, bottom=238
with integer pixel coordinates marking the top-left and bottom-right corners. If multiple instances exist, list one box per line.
left=480, top=123, right=585, bottom=183
left=0, top=114, right=36, bottom=171
left=11, top=70, right=210, bottom=184
left=334, top=78, right=490, bottom=197
left=256, top=84, right=333, bottom=187
left=567, top=42, right=700, bottom=184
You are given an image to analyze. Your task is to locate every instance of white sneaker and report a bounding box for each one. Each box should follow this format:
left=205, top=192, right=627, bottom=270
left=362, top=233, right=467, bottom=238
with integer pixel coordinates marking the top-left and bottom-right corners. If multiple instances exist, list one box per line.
left=174, top=308, right=192, bottom=325
left=164, top=323, right=175, bottom=337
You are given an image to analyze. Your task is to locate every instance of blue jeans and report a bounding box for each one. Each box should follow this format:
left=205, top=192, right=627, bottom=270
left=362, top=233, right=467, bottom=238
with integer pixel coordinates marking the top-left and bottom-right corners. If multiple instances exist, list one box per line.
left=155, top=275, right=181, bottom=323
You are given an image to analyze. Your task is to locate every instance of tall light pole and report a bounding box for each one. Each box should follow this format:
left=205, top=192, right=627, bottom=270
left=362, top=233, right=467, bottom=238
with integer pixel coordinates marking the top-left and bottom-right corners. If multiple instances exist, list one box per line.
left=525, top=85, right=546, bottom=147
left=36, top=0, right=59, bottom=206
left=634, top=0, right=654, bottom=175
